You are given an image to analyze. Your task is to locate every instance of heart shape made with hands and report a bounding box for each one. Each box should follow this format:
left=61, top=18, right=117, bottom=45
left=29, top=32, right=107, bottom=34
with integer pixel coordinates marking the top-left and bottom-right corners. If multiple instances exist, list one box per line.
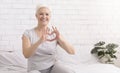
left=46, top=29, right=57, bottom=42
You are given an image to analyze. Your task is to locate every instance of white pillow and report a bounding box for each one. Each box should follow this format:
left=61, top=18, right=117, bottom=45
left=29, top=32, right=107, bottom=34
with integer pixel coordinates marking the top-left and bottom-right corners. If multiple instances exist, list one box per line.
left=0, top=51, right=27, bottom=68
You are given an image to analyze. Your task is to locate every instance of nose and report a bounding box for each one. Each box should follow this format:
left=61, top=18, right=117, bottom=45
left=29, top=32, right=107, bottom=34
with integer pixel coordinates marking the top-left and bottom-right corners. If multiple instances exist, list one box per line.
left=43, top=14, right=46, bottom=18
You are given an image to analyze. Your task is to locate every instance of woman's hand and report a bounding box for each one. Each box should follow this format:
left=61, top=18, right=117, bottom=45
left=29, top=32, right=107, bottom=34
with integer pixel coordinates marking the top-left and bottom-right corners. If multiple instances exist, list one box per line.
left=51, top=26, right=75, bottom=54
left=39, top=26, right=61, bottom=42
left=47, top=26, right=61, bottom=41
left=39, top=27, right=58, bottom=42
left=52, top=26, right=60, bottom=40
left=39, top=27, right=50, bottom=43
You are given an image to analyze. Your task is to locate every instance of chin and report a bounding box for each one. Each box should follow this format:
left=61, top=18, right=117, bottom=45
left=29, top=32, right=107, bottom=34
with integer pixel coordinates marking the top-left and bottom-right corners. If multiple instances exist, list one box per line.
left=42, top=23, right=48, bottom=26
left=42, top=22, right=49, bottom=25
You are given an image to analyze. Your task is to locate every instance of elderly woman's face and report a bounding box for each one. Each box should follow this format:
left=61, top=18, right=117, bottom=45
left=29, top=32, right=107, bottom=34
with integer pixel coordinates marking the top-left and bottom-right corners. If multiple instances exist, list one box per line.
left=36, top=7, right=51, bottom=26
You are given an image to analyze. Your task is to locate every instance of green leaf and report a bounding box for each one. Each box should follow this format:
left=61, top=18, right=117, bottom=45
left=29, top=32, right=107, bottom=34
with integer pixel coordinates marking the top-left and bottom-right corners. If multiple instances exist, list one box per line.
left=94, top=41, right=105, bottom=46
left=98, top=51, right=105, bottom=56
left=91, top=41, right=118, bottom=61
left=106, top=43, right=118, bottom=49
left=91, top=49, right=97, bottom=54
left=110, top=55, right=117, bottom=59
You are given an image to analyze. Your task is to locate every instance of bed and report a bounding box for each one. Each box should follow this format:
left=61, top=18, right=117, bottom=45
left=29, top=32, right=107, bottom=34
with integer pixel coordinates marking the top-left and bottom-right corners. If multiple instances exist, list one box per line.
left=0, top=66, right=27, bottom=73
left=0, top=45, right=120, bottom=73
left=56, top=45, right=120, bottom=73
left=0, top=51, right=27, bottom=73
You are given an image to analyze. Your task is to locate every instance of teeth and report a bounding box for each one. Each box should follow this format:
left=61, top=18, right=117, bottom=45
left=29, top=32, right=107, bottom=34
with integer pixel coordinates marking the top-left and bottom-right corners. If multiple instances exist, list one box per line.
left=42, top=19, right=46, bottom=21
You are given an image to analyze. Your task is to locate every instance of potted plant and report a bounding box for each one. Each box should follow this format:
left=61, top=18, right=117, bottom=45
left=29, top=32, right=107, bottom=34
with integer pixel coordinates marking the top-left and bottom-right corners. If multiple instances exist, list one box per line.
left=91, top=41, right=119, bottom=64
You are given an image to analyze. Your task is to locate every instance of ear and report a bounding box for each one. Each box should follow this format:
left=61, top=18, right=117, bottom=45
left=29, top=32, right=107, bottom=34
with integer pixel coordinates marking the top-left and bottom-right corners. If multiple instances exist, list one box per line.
left=35, top=13, right=37, bottom=18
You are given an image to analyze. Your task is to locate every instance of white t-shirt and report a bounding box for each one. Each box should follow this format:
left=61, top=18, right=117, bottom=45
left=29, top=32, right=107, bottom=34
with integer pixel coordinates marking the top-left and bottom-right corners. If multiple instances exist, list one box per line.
left=23, top=28, right=57, bottom=71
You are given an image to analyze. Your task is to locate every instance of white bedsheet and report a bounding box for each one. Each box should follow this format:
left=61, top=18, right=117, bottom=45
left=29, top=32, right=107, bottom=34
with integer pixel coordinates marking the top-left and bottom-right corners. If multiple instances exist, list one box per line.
left=70, top=63, right=120, bottom=73
left=0, top=66, right=27, bottom=73
left=0, top=63, right=120, bottom=73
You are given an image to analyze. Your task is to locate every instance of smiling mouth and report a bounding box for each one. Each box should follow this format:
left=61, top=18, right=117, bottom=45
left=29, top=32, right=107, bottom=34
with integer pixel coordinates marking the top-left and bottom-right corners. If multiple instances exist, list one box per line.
left=40, top=19, right=48, bottom=22
left=43, top=20, right=47, bottom=22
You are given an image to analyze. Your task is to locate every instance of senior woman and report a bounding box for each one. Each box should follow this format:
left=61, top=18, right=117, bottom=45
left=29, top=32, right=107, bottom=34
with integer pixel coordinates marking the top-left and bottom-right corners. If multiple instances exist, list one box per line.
left=22, top=4, right=75, bottom=73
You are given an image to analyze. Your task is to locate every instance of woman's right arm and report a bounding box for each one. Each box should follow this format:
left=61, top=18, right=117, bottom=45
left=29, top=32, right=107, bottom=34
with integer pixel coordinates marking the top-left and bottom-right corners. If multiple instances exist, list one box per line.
left=22, top=28, right=50, bottom=58
left=22, top=35, right=42, bottom=58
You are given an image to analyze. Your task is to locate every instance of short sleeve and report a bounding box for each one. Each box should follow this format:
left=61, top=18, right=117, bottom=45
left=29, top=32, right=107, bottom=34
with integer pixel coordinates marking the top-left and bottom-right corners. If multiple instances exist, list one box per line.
left=23, top=30, right=30, bottom=39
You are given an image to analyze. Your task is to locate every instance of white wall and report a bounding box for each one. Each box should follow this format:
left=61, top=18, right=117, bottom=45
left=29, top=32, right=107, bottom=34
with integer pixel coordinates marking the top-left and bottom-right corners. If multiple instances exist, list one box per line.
left=0, top=0, right=120, bottom=64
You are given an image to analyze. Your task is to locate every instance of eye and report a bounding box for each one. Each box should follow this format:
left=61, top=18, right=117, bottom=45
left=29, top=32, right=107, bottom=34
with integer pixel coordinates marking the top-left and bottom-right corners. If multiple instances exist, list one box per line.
left=39, top=13, right=43, bottom=15
left=46, top=13, right=49, bottom=16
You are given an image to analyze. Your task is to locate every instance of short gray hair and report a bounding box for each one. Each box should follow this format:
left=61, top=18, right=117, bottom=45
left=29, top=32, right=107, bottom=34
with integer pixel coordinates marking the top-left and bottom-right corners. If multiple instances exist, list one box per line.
left=36, top=4, right=51, bottom=14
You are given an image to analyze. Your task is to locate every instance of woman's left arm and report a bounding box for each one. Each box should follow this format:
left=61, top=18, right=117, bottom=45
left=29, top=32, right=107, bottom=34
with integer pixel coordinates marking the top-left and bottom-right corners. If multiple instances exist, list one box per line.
left=52, top=26, right=75, bottom=54
left=57, top=35, right=75, bottom=54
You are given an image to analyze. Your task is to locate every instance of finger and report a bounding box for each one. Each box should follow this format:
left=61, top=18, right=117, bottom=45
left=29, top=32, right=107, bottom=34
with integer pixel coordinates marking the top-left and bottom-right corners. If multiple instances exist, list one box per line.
left=51, top=30, right=55, bottom=33
left=53, top=26, right=58, bottom=33
left=54, top=27, right=58, bottom=32
left=46, top=38, right=56, bottom=42
left=52, top=26, right=55, bottom=31
left=53, top=27, right=59, bottom=34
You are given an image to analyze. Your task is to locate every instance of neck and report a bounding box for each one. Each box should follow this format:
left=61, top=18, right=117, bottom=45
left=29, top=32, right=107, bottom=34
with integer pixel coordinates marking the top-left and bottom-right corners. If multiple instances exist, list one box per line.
left=36, top=24, right=48, bottom=31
